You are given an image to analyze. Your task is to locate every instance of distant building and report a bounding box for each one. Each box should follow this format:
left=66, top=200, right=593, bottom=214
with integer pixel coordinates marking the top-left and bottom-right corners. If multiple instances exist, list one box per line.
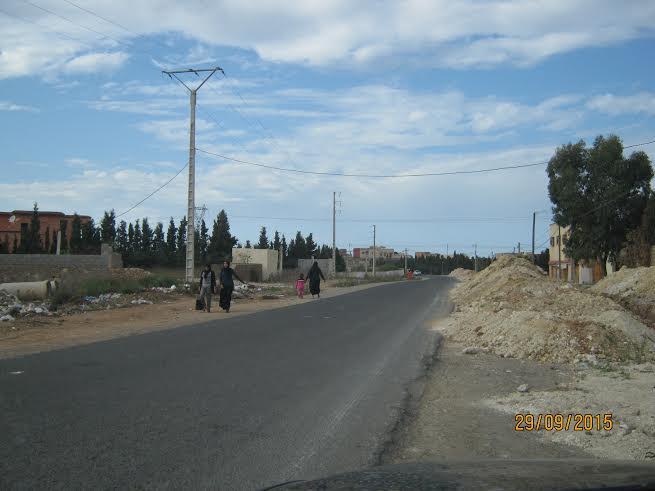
left=353, top=245, right=402, bottom=260
left=0, top=210, right=91, bottom=253
left=548, top=223, right=613, bottom=284
left=338, top=248, right=350, bottom=257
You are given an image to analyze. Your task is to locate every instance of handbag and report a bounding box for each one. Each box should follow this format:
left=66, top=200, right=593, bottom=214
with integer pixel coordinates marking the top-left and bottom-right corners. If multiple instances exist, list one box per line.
left=195, top=297, right=205, bottom=310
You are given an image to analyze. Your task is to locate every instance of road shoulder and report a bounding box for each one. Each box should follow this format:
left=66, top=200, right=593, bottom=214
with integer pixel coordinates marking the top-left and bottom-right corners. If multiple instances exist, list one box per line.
left=383, top=337, right=589, bottom=463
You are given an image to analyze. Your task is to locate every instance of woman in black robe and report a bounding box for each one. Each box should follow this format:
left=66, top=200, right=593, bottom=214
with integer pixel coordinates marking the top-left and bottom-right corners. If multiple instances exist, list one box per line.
left=307, top=261, right=326, bottom=298
left=219, top=260, right=245, bottom=312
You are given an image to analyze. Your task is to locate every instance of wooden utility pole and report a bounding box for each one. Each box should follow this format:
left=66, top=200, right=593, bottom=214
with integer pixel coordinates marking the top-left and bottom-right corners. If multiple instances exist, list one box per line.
left=531, top=211, right=536, bottom=263
left=372, top=225, right=376, bottom=277
left=474, top=243, right=478, bottom=272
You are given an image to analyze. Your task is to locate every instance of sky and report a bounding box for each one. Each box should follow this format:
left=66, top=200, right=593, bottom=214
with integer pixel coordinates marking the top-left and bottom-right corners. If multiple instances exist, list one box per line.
left=1, top=0, right=655, bottom=257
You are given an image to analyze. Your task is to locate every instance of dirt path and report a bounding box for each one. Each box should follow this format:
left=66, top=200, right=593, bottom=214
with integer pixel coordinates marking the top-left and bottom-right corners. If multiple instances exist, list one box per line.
left=384, top=338, right=589, bottom=463
left=0, top=281, right=393, bottom=360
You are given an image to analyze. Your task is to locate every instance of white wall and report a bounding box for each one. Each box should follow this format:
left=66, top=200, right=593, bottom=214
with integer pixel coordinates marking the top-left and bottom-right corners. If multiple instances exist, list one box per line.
left=232, top=248, right=282, bottom=280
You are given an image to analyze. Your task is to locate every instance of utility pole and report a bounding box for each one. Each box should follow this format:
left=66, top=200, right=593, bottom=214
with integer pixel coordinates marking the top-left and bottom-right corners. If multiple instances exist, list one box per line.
left=517, top=242, right=521, bottom=254
left=474, top=243, right=478, bottom=272
left=162, top=67, right=221, bottom=285
left=404, top=248, right=408, bottom=274
left=332, top=191, right=336, bottom=278
left=532, top=211, right=536, bottom=264
left=372, top=225, right=376, bottom=277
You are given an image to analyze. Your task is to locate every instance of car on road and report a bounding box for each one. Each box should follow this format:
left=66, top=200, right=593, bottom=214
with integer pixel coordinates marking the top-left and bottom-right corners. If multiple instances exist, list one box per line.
left=414, top=270, right=422, bottom=276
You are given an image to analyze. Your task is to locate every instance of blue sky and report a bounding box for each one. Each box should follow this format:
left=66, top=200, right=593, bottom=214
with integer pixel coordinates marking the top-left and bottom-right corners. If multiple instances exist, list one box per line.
left=1, top=0, right=655, bottom=256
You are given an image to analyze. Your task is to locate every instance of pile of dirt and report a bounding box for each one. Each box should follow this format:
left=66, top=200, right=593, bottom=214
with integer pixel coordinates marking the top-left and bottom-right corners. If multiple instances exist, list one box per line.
left=440, top=256, right=655, bottom=364
left=592, top=266, right=655, bottom=325
left=448, top=268, right=475, bottom=281
left=109, top=268, right=152, bottom=280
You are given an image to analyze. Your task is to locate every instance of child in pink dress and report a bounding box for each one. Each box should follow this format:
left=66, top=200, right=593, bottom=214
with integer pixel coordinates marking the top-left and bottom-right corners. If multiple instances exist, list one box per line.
left=296, top=273, right=306, bottom=299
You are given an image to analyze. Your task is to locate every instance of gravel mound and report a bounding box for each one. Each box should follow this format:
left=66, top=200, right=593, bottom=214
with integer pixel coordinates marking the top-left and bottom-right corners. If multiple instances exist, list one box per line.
left=441, top=256, right=655, bottom=364
left=591, top=266, right=655, bottom=324
left=448, top=268, right=475, bottom=281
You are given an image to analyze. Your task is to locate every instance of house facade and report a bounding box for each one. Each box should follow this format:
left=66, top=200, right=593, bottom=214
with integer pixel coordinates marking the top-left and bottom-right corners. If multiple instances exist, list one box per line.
left=548, top=223, right=612, bottom=284
left=0, top=210, right=91, bottom=253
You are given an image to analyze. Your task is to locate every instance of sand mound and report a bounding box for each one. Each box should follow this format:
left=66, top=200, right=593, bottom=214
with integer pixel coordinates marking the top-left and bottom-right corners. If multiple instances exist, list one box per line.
left=591, top=266, right=655, bottom=325
left=448, top=268, right=475, bottom=281
left=440, top=256, right=655, bottom=364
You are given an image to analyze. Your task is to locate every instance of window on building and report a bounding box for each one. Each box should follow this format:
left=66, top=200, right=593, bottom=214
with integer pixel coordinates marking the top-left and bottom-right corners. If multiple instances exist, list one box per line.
left=550, top=237, right=555, bottom=247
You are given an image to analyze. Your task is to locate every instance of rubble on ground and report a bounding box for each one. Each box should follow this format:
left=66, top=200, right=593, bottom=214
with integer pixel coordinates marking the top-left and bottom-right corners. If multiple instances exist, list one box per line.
left=484, top=363, right=655, bottom=459
left=448, top=268, right=476, bottom=281
left=109, top=268, right=152, bottom=280
left=0, top=289, right=51, bottom=319
left=440, top=256, right=655, bottom=364
left=592, top=266, right=655, bottom=325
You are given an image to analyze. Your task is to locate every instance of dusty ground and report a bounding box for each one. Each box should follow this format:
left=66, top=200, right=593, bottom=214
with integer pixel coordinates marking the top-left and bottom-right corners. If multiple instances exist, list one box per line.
left=386, top=340, right=587, bottom=463
left=390, top=260, right=655, bottom=463
left=0, top=281, right=392, bottom=359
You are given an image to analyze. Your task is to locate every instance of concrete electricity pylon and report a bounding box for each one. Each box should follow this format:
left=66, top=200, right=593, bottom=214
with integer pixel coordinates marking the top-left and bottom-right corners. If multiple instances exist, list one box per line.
left=162, top=67, right=221, bottom=284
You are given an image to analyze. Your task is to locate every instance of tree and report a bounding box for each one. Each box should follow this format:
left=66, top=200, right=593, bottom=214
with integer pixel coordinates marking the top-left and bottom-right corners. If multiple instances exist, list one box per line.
left=116, top=220, right=128, bottom=253
left=335, top=247, right=346, bottom=272
left=294, top=231, right=307, bottom=259
left=257, top=226, right=269, bottom=249
left=100, top=209, right=116, bottom=244
left=49, top=229, right=57, bottom=254
left=245, top=240, right=252, bottom=248
left=141, top=217, right=153, bottom=253
left=547, top=135, right=653, bottom=274
left=44, top=226, right=51, bottom=253
left=81, top=218, right=100, bottom=253
left=127, top=222, right=135, bottom=253
left=273, top=231, right=281, bottom=251
left=176, top=216, right=188, bottom=263
left=70, top=213, right=83, bottom=253
left=58, top=219, right=69, bottom=253
left=24, top=202, right=42, bottom=253
left=166, top=218, right=177, bottom=259
left=281, top=234, right=287, bottom=258
left=133, top=219, right=143, bottom=254
left=153, top=222, right=166, bottom=260
left=198, top=219, right=209, bottom=261
left=207, top=210, right=237, bottom=260
left=305, top=233, right=317, bottom=258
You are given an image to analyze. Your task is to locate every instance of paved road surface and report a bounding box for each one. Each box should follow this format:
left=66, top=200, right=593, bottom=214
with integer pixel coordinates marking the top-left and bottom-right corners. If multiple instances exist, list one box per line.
left=1, top=277, right=453, bottom=490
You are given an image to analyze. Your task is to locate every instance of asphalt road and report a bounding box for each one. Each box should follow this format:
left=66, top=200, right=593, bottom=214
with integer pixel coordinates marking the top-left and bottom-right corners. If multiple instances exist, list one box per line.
left=1, top=277, right=454, bottom=490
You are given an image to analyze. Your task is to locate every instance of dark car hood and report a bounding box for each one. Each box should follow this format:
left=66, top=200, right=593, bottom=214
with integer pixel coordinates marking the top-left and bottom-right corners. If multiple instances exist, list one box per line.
left=263, top=459, right=655, bottom=490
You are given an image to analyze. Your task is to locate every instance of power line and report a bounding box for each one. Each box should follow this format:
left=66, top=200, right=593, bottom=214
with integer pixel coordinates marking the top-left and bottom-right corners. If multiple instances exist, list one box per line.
left=196, top=138, right=655, bottom=178
left=196, top=148, right=548, bottom=178
left=116, top=163, right=188, bottom=218
left=60, top=0, right=135, bottom=36
left=226, top=214, right=538, bottom=223
left=18, top=0, right=129, bottom=48
left=0, top=6, right=88, bottom=44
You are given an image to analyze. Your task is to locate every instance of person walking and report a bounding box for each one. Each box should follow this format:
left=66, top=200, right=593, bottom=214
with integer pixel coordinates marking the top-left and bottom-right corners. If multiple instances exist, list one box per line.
left=307, top=260, right=326, bottom=299
left=199, top=264, right=216, bottom=313
left=296, top=273, right=306, bottom=299
left=219, top=260, right=245, bottom=313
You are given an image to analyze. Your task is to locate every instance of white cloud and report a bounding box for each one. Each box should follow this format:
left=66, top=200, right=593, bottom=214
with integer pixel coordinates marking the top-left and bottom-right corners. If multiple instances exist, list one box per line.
left=62, top=51, right=129, bottom=74
left=587, top=92, right=655, bottom=116
left=0, top=101, right=38, bottom=112
left=2, top=0, right=654, bottom=79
